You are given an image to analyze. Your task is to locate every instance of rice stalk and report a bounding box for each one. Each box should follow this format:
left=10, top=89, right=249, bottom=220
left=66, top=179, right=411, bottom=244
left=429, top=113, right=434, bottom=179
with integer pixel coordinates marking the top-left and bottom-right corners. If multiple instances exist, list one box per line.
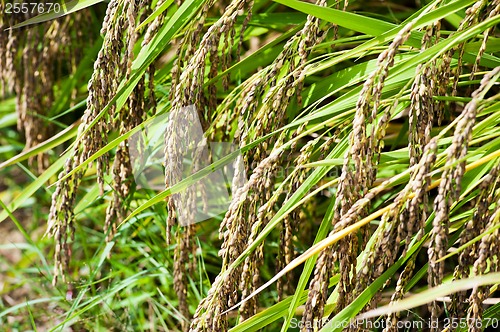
left=3, top=0, right=500, bottom=330
left=105, top=0, right=157, bottom=242
left=467, top=200, right=500, bottom=331
left=165, top=1, right=255, bottom=326
left=449, top=0, right=499, bottom=98
left=47, top=0, right=157, bottom=284
left=0, top=3, right=89, bottom=173
left=302, top=20, right=414, bottom=330
left=428, top=66, right=500, bottom=328
left=408, top=9, right=441, bottom=167
left=186, top=1, right=334, bottom=329
left=381, top=139, right=438, bottom=331
left=449, top=161, right=500, bottom=319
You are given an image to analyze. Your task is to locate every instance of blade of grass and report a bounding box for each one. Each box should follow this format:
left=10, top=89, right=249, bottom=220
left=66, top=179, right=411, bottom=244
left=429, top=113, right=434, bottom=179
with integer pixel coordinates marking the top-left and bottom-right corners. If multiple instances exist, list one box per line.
left=358, top=273, right=500, bottom=319
left=136, top=0, right=175, bottom=31
left=280, top=197, right=337, bottom=331
left=0, top=120, right=80, bottom=170
left=0, top=151, right=71, bottom=224
left=7, top=0, right=105, bottom=30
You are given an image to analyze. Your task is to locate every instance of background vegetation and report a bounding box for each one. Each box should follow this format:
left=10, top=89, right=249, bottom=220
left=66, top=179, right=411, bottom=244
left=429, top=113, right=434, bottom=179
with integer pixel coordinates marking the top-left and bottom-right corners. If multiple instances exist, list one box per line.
left=1, top=0, right=500, bottom=331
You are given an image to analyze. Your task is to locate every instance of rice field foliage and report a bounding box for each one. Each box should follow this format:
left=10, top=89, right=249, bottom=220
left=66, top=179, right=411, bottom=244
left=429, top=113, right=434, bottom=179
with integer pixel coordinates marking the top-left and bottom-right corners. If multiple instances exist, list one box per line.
left=1, top=0, right=500, bottom=331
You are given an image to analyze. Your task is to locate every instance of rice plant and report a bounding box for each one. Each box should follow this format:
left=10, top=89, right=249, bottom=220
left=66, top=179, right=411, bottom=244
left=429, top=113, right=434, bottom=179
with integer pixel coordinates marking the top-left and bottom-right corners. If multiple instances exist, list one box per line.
left=1, top=0, right=500, bottom=331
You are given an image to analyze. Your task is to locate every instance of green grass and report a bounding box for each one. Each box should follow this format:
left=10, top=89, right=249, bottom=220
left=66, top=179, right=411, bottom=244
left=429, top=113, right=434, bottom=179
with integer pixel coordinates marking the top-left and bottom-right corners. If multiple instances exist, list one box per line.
left=1, top=0, right=500, bottom=331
